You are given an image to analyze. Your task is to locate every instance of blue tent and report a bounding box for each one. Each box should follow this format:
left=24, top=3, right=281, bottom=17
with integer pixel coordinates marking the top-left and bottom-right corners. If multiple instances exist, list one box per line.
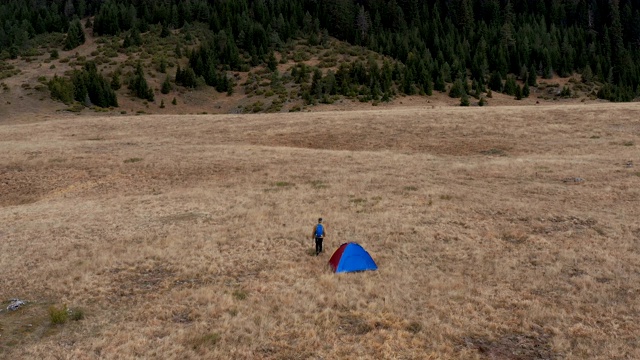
left=328, top=243, right=378, bottom=273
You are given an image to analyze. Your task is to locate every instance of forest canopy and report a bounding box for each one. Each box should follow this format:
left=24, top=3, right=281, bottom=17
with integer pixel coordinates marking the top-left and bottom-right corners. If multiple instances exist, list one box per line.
left=2, top=0, right=639, bottom=101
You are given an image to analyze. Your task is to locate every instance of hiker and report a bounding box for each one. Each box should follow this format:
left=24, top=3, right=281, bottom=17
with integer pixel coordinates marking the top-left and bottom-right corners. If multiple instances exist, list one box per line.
left=312, top=218, right=325, bottom=256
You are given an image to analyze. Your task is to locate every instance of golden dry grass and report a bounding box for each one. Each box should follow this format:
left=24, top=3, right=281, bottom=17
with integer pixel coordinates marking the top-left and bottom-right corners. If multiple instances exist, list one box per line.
left=0, top=104, right=639, bottom=359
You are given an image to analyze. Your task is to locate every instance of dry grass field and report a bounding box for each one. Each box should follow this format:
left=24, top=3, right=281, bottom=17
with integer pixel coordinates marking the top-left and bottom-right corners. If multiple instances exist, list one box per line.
left=1, top=104, right=639, bottom=359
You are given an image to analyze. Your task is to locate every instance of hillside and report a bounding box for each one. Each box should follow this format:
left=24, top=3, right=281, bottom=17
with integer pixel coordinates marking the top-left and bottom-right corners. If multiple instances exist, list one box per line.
left=2, top=0, right=640, bottom=120
left=0, top=20, right=611, bottom=122
left=1, top=104, right=639, bottom=359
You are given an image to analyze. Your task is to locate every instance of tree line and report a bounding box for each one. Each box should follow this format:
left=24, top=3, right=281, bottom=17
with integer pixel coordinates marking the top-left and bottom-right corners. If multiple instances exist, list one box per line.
left=4, top=0, right=640, bottom=102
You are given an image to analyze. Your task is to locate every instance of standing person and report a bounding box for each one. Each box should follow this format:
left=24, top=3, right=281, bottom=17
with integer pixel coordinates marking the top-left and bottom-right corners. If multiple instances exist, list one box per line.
left=312, top=218, right=325, bottom=256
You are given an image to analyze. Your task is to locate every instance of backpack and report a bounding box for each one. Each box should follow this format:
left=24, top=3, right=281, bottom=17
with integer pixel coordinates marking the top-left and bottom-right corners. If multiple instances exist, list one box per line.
left=315, top=224, right=324, bottom=238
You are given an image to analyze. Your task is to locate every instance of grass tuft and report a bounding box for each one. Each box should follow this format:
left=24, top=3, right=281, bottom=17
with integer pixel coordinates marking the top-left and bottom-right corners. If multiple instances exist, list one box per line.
left=189, top=332, right=220, bottom=350
left=70, top=308, right=85, bottom=321
left=233, top=290, right=247, bottom=300
left=124, top=157, right=143, bottom=163
left=406, top=321, right=423, bottom=334
left=48, top=305, right=68, bottom=325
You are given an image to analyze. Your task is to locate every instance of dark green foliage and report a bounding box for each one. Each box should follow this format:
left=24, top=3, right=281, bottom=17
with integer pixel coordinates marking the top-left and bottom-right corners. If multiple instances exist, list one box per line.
left=4, top=0, right=640, bottom=102
left=460, top=93, right=470, bottom=106
left=158, top=58, right=167, bottom=73
left=267, top=51, right=277, bottom=72
left=560, top=86, right=572, bottom=98
left=64, top=19, right=85, bottom=50
left=72, top=62, right=118, bottom=107
left=172, top=97, right=177, bottom=105
left=161, top=75, right=171, bottom=94
left=449, top=78, right=466, bottom=98
left=49, top=62, right=118, bottom=108
left=489, top=72, right=503, bottom=93
left=523, top=82, right=530, bottom=98
left=160, top=99, right=165, bottom=108
left=478, top=97, right=487, bottom=106
left=160, top=23, right=170, bottom=38
left=111, top=72, right=121, bottom=90
left=50, top=49, right=59, bottom=60
left=503, top=75, right=518, bottom=96
left=48, top=75, right=74, bottom=104
left=527, top=64, right=538, bottom=87
left=175, top=65, right=197, bottom=88
left=129, top=62, right=154, bottom=101
left=515, top=84, right=523, bottom=100
left=123, top=28, right=142, bottom=48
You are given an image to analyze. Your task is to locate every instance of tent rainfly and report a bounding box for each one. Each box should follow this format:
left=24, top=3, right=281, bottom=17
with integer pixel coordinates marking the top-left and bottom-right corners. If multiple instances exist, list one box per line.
left=328, top=242, right=378, bottom=273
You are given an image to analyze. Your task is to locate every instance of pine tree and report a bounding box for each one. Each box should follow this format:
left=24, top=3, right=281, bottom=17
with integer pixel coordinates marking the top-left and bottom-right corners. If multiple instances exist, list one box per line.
left=527, top=64, right=537, bottom=86
left=460, top=93, right=470, bottom=106
left=449, top=78, right=466, bottom=98
left=129, top=62, right=154, bottom=101
left=64, top=19, right=85, bottom=50
left=523, top=82, right=530, bottom=98
left=503, top=75, right=517, bottom=96
left=515, top=84, right=523, bottom=100
left=111, top=72, right=121, bottom=90
left=489, top=72, right=503, bottom=92
left=172, top=97, right=177, bottom=105
left=161, top=76, right=171, bottom=94
left=267, top=51, right=277, bottom=72
left=160, top=23, right=170, bottom=38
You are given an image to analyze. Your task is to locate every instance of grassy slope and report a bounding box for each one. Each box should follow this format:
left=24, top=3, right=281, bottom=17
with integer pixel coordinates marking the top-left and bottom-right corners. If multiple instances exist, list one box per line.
left=0, top=104, right=639, bottom=359
left=0, top=21, right=605, bottom=124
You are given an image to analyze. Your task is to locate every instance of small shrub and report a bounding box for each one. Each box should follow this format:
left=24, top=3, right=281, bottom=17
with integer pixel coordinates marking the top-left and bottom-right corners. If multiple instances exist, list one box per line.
left=233, top=290, right=247, bottom=300
left=190, top=333, right=220, bottom=350
left=406, top=321, right=422, bottom=334
left=160, top=99, right=165, bottom=108
left=623, top=141, right=634, bottom=146
left=49, top=304, right=69, bottom=325
left=50, top=49, right=59, bottom=60
left=70, top=308, right=84, bottom=321
left=124, top=157, right=143, bottom=163
left=172, top=97, right=177, bottom=105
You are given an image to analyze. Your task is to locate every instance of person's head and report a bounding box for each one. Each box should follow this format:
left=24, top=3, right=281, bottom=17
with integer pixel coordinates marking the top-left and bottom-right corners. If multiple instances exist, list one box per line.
left=318, top=218, right=322, bottom=223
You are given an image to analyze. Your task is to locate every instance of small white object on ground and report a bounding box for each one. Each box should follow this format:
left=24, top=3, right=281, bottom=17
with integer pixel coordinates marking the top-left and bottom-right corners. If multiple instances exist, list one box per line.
left=7, top=299, right=26, bottom=311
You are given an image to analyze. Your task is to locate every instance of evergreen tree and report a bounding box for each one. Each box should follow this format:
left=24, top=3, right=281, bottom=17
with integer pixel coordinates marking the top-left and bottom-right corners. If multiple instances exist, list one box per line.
left=527, top=64, right=538, bottom=87
left=267, top=51, right=278, bottom=72
left=111, top=72, right=121, bottom=90
left=503, top=75, right=518, bottom=96
left=460, top=93, right=470, bottom=106
left=129, top=62, right=154, bottom=101
left=523, top=82, right=530, bottom=98
left=64, top=19, right=85, bottom=50
left=172, top=97, right=177, bottom=105
left=449, top=78, right=466, bottom=98
left=161, top=76, right=172, bottom=94
left=489, top=72, right=503, bottom=92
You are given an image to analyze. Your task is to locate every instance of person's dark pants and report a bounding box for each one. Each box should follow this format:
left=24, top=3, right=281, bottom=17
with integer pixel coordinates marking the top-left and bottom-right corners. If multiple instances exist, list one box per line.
left=315, top=237, right=323, bottom=255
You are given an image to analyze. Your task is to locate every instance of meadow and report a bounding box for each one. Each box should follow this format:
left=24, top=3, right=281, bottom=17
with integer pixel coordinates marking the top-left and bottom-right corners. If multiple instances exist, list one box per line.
left=1, top=104, right=639, bottom=359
